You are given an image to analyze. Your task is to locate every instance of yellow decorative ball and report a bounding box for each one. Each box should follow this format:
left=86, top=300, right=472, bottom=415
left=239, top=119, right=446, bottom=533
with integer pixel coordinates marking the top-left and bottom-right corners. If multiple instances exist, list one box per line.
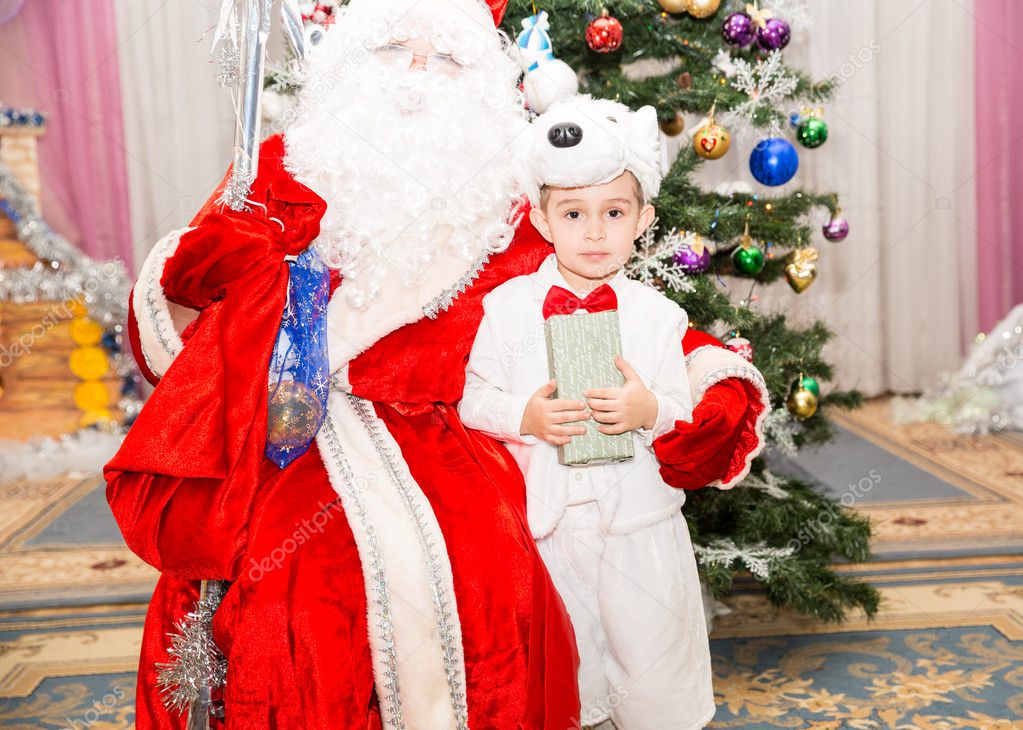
left=659, top=112, right=686, bottom=137
left=69, top=346, right=110, bottom=380
left=79, top=408, right=113, bottom=428
left=64, top=299, right=88, bottom=319
left=686, top=0, right=721, bottom=19
left=70, top=317, right=103, bottom=346
left=658, top=0, right=689, bottom=12
left=74, top=381, right=111, bottom=411
left=786, top=387, right=819, bottom=421
left=693, top=121, right=731, bottom=159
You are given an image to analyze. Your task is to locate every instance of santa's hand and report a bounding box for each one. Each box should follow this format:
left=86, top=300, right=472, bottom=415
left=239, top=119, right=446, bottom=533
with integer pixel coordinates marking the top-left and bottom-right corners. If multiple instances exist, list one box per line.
left=584, top=355, right=658, bottom=435
left=520, top=379, right=590, bottom=446
left=652, top=378, right=756, bottom=490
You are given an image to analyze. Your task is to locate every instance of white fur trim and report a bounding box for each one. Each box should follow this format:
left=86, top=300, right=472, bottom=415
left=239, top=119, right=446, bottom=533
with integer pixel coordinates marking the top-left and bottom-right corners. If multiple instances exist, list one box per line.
left=316, top=392, right=469, bottom=730
left=326, top=243, right=489, bottom=373
left=684, top=345, right=771, bottom=490
left=132, top=228, right=190, bottom=378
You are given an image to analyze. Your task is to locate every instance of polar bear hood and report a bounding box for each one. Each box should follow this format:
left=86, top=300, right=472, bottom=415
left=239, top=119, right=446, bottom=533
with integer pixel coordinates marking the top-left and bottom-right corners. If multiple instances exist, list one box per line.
left=519, top=94, right=667, bottom=207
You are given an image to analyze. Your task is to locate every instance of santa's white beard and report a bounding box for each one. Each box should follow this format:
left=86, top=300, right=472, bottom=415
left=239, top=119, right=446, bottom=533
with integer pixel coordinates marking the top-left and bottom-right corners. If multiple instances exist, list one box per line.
left=284, top=21, right=528, bottom=310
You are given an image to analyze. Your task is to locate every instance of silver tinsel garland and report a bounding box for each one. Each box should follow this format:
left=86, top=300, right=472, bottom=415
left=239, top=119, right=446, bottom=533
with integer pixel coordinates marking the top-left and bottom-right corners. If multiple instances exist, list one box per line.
left=0, top=162, right=131, bottom=328
left=156, top=580, right=231, bottom=720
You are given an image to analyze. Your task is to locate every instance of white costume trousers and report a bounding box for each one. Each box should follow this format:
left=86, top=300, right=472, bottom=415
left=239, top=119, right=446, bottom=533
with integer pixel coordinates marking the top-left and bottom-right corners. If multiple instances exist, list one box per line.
left=536, top=500, right=716, bottom=730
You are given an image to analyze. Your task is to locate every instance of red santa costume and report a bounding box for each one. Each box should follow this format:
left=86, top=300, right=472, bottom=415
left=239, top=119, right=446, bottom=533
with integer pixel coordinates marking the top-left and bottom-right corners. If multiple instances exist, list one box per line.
left=105, top=1, right=769, bottom=728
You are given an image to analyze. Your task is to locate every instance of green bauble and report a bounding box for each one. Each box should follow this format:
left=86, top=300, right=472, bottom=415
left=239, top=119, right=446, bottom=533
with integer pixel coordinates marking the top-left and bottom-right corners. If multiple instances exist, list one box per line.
left=797, top=117, right=828, bottom=148
left=732, top=244, right=765, bottom=275
left=800, top=375, right=821, bottom=397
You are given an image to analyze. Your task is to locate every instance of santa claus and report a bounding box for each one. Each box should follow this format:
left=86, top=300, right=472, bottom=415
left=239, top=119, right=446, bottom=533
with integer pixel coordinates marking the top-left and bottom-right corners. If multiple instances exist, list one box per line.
left=105, top=0, right=769, bottom=728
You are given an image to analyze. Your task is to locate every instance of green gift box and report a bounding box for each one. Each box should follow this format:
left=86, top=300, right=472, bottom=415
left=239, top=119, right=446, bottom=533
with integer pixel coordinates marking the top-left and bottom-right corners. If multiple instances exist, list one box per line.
left=544, top=310, right=635, bottom=466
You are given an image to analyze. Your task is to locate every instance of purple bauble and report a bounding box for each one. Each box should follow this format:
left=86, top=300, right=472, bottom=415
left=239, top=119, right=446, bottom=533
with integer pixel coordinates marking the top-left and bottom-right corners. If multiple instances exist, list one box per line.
left=757, top=17, right=791, bottom=51
left=822, top=216, right=849, bottom=242
left=674, top=243, right=712, bottom=274
left=721, top=12, right=756, bottom=48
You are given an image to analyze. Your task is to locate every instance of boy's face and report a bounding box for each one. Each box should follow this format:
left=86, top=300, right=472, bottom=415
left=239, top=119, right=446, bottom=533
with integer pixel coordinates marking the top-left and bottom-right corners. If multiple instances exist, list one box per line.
left=529, top=172, right=655, bottom=290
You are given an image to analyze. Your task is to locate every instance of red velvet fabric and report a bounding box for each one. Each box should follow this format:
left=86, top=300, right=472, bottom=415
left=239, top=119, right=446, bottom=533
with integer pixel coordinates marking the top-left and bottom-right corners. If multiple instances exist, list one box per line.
left=655, top=329, right=769, bottom=489
left=653, top=378, right=766, bottom=490
left=108, top=133, right=763, bottom=728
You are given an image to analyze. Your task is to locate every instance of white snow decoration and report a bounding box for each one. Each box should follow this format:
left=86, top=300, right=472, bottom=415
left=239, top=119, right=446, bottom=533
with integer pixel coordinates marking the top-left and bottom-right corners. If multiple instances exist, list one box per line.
left=0, top=429, right=125, bottom=484
left=626, top=219, right=698, bottom=294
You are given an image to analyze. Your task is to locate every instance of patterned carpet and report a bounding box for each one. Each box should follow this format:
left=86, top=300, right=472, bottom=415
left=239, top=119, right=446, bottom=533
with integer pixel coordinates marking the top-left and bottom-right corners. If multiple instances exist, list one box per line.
left=2, top=398, right=1023, bottom=727
left=0, top=477, right=156, bottom=611
left=0, top=604, right=140, bottom=729
left=708, top=555, right=1023, bottom=728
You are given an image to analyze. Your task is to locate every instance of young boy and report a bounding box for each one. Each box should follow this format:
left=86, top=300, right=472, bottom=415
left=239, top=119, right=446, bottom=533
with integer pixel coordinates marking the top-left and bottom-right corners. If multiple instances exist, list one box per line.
left=457, top=96, right=715, bottom=730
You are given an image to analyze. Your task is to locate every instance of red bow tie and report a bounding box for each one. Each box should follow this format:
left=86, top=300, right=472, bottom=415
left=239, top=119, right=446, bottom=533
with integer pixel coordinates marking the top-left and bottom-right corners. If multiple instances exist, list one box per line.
left=542, top=284, right=618, bottom=319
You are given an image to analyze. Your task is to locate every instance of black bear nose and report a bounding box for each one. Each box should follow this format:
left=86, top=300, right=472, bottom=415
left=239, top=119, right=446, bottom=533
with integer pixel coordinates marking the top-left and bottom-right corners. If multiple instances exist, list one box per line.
left=547, top=122, right=583, bottom=148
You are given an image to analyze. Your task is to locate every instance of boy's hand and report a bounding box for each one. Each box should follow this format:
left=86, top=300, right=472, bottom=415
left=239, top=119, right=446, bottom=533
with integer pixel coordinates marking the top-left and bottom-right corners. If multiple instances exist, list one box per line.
left=520, top=379, right=590, bottom=446
left=584, top=355, right=658, bottom=435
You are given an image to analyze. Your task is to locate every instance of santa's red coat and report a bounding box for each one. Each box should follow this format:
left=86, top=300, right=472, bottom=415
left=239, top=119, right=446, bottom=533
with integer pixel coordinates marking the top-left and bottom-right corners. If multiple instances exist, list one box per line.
left=106, top=135, right=768, bottom=729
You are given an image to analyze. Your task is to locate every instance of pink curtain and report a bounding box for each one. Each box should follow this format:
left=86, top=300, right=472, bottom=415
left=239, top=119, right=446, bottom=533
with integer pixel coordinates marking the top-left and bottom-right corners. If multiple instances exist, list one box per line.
left=975, top=0, right=1023, bottom=332
left=0, top=1, right=133, bottom=267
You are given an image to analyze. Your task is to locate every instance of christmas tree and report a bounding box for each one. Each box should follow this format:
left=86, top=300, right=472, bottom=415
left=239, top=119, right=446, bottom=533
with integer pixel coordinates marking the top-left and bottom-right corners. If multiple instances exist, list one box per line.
left=503, top=0, right=878, bottom=623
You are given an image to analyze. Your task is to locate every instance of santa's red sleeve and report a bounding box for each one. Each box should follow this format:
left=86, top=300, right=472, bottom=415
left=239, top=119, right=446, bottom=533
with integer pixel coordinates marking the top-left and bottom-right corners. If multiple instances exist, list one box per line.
left=651, top=329, right=771, bottom=491
left=106, top=135, right=327, bottom=580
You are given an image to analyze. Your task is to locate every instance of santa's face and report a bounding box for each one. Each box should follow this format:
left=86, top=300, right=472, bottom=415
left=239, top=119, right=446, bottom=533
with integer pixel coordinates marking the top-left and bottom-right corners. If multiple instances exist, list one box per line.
left=284, top=0, right=528, bottom=309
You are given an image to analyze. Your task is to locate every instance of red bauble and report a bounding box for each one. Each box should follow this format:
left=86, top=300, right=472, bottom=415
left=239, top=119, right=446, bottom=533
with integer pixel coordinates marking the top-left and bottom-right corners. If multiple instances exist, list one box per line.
left=586, top=10, right=624, bottom=53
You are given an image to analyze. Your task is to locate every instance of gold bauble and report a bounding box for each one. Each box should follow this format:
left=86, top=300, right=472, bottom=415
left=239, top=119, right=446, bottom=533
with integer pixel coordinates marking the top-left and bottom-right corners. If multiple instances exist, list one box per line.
left=686, top=0, right=721, bottom=18
left=693, top=121, right=731, bottom=159
left=74, top=381, right=110, bottom=411
left=267, top=380, right=326, bottom=451
left=787, top=387, right=819, bottom=420
left=658, top=0, right=689, bottom=12
left=659, top=112, right=686, bottom=137
left=69, top=346, right=110, bottom=380
left=70, top=317, right=103, bottom=346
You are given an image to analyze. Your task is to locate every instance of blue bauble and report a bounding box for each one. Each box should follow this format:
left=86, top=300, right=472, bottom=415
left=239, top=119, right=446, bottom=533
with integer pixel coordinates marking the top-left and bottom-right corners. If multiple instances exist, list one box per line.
left=749, top=137, right=799, bottom=186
